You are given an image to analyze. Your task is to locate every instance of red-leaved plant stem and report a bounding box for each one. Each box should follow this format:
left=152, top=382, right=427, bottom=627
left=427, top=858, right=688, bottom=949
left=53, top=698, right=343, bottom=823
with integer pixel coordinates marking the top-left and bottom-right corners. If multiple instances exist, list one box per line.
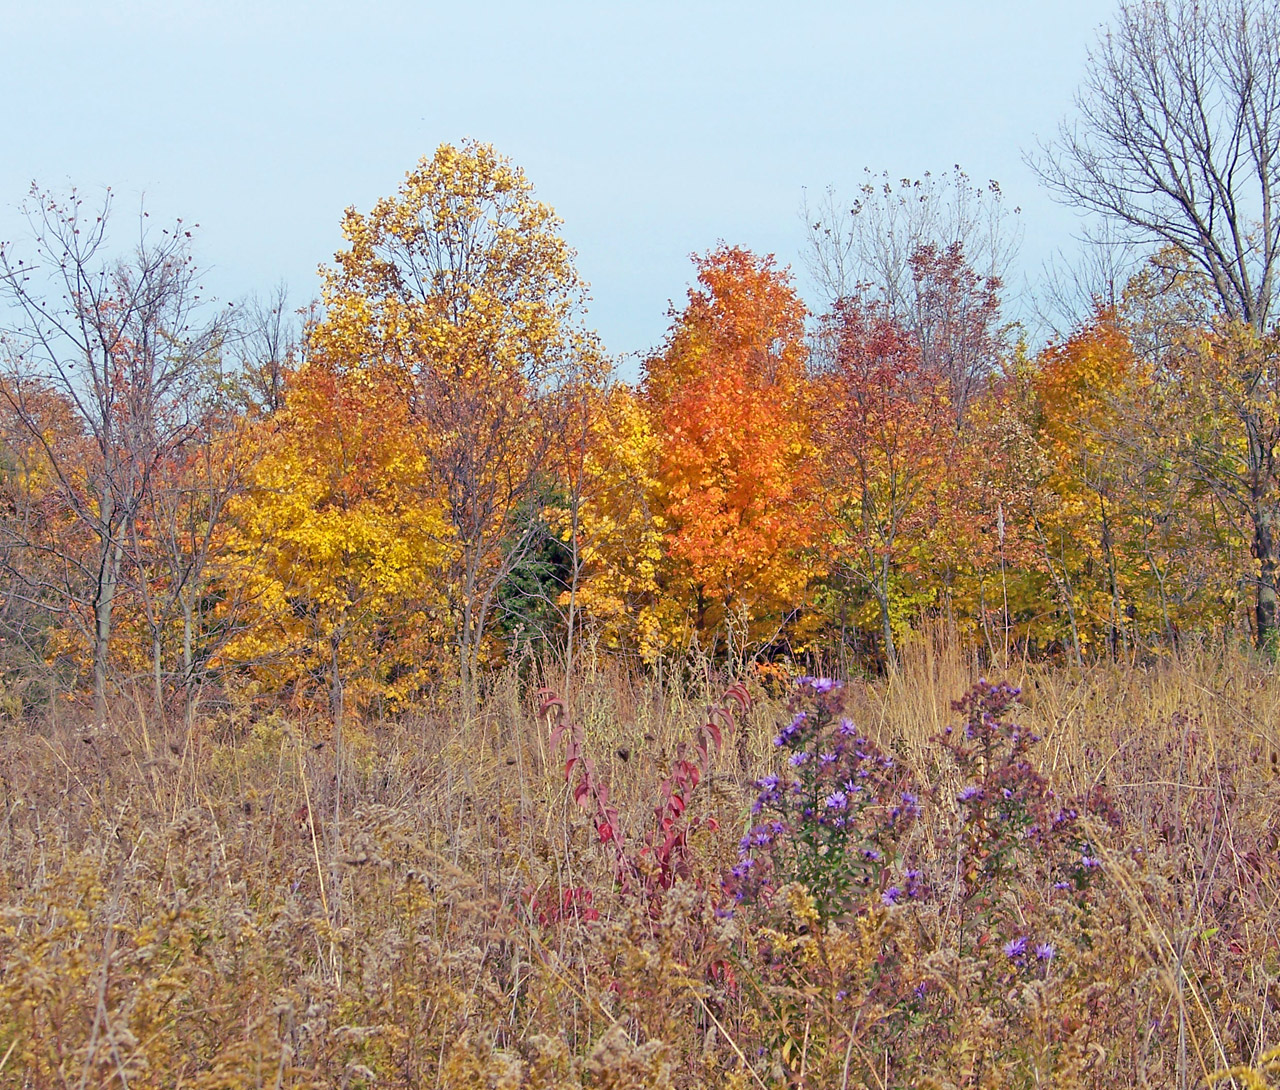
left=537, top=681, right=752, bottom=903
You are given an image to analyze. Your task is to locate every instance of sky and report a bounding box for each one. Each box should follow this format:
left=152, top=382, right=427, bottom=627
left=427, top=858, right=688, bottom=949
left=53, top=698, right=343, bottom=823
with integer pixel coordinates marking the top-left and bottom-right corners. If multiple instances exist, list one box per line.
left=0, top=0, right=1119, bottom=375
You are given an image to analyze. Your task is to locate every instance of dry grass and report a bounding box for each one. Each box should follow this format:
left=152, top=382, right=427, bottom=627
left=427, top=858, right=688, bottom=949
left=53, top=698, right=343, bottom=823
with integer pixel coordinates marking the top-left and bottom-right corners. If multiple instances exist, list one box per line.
left=0, top=638, right=1277, bottom=1088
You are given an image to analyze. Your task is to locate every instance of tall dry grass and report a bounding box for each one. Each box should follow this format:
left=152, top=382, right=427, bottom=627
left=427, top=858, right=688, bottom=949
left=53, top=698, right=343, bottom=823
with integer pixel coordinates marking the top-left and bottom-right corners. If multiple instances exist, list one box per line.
left=0, top=636, right=1275, bottom=1087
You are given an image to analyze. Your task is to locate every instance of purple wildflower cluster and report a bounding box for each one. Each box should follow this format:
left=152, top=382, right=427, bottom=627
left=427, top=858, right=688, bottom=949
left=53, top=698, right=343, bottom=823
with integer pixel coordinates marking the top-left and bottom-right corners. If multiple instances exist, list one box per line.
left=1003, top=935, right=1056, bottom=968
left=725, top=675, right=921, bottom=923
left=935, top=678, right=1123, bottom=997
left=944, top=678, right=1101, bottom=892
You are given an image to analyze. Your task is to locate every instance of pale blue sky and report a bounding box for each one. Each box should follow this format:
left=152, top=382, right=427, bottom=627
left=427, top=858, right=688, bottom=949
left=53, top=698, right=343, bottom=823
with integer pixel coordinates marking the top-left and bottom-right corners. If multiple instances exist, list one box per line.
left=1, top=1, right=1117, bottom=371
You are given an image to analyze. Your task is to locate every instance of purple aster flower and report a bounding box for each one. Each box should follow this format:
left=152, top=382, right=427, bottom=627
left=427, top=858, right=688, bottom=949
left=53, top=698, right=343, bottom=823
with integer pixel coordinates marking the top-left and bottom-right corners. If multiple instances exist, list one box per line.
left=819, top=751, right=838, bottom=766
left=882, top=886, right=903, bottom=906
left=824, top=790, right=848, bottom=810
left=774, top=712, right=808, bottom=747
left=861, top=847, right=882, bottom=863
left=838, top=717, right=857, bottom=737
left=893, top=791, right=921, bottom=821
left=1003, top=936, right=1028, bottom=960
left=790, top=751, right=810, bottom=766
left=1053, top=880, right=1071, bottom=890
left=756, top=773, right=779, bottom=790
left=1035, top=943, right=1055, bottom=962
left=1080, top=854, right=1100, bottom=869
left=958, top=784, right=983, bottom=802
left=1052, top=807, right=1078, bottom=829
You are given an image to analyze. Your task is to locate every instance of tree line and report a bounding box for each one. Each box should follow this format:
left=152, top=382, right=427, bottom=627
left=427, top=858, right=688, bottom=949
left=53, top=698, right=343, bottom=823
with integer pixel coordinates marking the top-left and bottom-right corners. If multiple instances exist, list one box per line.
left=2, top=0, right=1279, bottom=725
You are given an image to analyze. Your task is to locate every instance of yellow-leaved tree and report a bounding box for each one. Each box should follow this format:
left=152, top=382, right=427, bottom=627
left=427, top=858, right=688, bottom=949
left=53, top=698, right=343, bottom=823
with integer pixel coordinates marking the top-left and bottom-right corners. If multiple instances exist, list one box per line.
left=310, top=141, right=607, bottom=705
left=225, top=358, right=451, bottom=727
left=566, top=384, right=675, bottom=662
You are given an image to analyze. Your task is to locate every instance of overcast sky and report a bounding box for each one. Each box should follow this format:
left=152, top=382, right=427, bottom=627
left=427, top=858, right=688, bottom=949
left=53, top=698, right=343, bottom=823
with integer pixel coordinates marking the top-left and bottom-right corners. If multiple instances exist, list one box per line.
left=1, top=0, right=1118, bottom=374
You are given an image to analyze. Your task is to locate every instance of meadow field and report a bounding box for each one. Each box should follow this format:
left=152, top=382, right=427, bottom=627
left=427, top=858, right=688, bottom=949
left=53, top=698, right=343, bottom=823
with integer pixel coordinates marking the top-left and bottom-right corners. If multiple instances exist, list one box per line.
left=8, top=0, right=1280, bottom=1085
left=1, top=634, right=1276, bottom=1089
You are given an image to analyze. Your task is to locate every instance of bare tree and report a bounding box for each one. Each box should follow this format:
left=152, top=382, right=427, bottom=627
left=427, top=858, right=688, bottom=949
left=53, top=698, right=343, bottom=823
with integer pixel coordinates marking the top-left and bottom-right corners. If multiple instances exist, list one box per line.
left=1034, top=0, right=1280, bottom=646
left=0, top=187, right=226, bottom=721
left=234, top=281, right=302, bottom=415
left=804, top=168, right=1017, bottom=307
left=1034, top=222, right=1145, bottom=339
left=126, top=380, right=252, bottom=729
left=804, top=167, right=1017, bottom=421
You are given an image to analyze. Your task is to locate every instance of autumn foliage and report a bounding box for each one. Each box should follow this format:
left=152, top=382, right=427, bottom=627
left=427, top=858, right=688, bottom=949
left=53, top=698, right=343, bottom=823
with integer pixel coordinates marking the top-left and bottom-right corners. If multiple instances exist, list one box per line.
left=641, top=246, right=816, bottom=660
left=0, top=141, right=1275, bottom=722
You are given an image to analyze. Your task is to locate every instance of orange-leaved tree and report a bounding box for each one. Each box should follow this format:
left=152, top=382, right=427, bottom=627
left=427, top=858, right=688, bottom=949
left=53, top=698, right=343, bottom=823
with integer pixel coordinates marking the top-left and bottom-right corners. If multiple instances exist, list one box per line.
left=642, top=246, right=816, bottom=663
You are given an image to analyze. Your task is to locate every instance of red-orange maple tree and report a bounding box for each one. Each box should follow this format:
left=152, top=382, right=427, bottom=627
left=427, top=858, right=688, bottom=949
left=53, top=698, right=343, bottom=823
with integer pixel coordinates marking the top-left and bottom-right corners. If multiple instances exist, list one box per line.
left=642, top=246, right=816, bottom=659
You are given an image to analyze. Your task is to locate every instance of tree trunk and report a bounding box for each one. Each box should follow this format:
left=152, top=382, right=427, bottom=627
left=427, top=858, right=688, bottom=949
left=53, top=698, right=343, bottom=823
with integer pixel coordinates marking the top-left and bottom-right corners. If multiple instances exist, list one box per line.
left=329, top=630, right=344, bottom=732
left=877, top=574, right=897, bottom=670
left=152, top=631, right=164, bottom=724
left=564, top=501, right=581, bottom=700
left=1253, top=501, right=1278, bottom=652
left=457, top=549, right=482, bottom=718
left=330, top=629, right=344, bottom=835
left=92, top=539, right=123, bottom=724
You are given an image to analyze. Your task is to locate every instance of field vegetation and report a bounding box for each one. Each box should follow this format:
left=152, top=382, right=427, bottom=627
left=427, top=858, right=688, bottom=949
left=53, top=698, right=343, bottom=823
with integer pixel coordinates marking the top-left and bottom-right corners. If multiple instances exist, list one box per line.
left=0, top=635, right=1278, bottom=1087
